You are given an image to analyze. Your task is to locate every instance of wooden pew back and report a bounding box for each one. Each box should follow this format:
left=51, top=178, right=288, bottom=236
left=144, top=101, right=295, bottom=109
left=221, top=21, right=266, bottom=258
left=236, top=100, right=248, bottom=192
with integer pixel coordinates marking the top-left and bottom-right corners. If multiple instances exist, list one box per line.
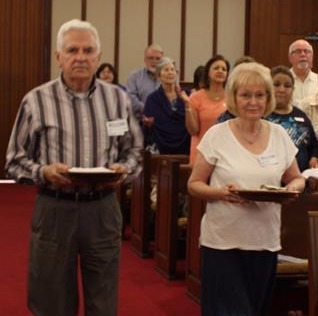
left=154, top=159, right=191, bottom=279
left=308, top=210, right=318, bottom=316
left=130, top=151, right=188, bottom=257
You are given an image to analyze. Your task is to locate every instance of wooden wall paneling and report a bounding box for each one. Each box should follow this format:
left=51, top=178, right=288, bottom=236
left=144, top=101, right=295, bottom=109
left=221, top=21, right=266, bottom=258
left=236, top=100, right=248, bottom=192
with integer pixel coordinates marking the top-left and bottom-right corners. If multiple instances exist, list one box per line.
left=81, top=0, right=87, bottom=20
left=278, top=0, right=318, bottom=72
left=247, top=0, right=318, bottom=72
left=114, top=0, right=121, bottom=72
left=0, top=0, right=11, bottom=179
left=179, top=0, right=186, bottom=80
left=0, top=0, right=51, bottom=178
left=248, top=0, right=280, bottom=68
left=212, top=0, right=218, bottom=56
left=148, top=0, right=154, bottom=45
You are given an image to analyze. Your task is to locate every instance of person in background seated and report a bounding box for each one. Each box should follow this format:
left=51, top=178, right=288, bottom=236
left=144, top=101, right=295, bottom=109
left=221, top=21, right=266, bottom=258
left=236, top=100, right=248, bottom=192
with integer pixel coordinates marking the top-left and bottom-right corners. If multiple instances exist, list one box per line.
left=5, top=19, right=143, bottom=316
left=126, top=43, right=164, bottom=121
left=142, top=57, right=190, bottom=154
left=180, top=55, right=230, bottom=165
left=192, top=65, right=205, bottom=92
left=188, top=61, right=305, bottom=316
left=288, top=40, right=318, bottom=113
left=96, top=62, right=126, bottom=90
left=269, top=65, right=318, bottom=172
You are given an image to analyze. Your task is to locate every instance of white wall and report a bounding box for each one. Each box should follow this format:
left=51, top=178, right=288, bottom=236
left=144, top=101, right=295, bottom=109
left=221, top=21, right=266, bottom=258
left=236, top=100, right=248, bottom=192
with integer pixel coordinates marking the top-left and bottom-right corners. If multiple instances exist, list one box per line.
left=50, top=0, right=246, bottom=82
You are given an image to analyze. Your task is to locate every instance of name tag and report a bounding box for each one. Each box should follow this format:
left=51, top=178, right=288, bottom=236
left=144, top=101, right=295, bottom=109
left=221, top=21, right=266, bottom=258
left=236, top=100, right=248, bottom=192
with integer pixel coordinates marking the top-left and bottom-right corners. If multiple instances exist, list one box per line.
left=294, top=116, right=305, bottom=122
left=106, top=119, right=128, bottom=136
left=258, top=152, right=278, bottom=167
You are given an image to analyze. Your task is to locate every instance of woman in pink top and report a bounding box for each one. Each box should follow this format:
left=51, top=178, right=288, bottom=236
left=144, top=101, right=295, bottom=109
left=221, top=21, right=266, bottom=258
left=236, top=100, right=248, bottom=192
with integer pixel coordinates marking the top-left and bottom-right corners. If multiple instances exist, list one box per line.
left=180, top=55, right=230, bottom=165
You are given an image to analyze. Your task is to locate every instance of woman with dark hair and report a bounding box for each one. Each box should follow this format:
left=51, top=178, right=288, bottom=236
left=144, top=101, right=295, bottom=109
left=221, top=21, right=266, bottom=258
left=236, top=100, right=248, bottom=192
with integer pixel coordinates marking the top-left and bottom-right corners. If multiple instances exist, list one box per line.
left=180, top=55, right=230, bottom=164
left=269, top=65, right=318, bottom=171
left=96, top=62, right=126, bottom=90
left=192, top=65, right=205, bottom=92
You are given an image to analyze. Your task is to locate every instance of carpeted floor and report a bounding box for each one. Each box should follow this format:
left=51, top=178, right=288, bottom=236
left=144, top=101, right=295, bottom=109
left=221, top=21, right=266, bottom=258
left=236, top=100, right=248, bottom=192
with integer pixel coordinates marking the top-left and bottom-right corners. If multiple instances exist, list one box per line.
left=0, top=184, right=200, bottom=316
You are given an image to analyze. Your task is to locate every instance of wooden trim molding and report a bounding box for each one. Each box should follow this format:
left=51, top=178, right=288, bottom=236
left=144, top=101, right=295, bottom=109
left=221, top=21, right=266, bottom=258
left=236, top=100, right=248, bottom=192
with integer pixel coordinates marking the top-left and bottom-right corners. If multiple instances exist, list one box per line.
left=212, top=0, right=218, bottom=55
left=43, top=0, right=52, bottom=80
left=81, top=0, right=87, bottom=21
left=244, top=0, right=251, bottom=54
left=148, top=0, right=154, bottom=45
left=180, top=0, right=187, bottom=80
left=114, top=0, right=121, bottom=71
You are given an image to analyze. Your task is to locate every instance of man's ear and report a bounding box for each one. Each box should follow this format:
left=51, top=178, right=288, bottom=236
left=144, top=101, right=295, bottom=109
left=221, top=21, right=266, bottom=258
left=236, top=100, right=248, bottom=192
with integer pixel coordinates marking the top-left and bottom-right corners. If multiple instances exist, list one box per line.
left=55, top=51, right=62, bottom=68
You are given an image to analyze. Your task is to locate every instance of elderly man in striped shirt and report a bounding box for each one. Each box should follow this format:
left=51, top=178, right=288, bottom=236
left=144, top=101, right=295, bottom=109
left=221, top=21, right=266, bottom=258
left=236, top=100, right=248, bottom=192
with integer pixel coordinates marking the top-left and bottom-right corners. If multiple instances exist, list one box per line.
left=5, top=19, right=143, bottom=316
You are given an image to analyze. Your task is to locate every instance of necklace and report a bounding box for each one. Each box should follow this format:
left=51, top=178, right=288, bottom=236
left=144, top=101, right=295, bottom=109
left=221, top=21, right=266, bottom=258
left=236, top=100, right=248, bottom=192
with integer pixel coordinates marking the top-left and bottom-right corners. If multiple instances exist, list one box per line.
left=236, top=121, right=263, bottom=145
left=207, top=89, right=224, bottom=102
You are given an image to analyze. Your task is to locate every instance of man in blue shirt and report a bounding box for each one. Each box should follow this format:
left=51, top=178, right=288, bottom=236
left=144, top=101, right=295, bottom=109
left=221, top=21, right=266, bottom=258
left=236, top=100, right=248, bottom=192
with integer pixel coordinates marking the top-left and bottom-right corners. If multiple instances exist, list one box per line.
left=126, top=44, right=163, bottom=121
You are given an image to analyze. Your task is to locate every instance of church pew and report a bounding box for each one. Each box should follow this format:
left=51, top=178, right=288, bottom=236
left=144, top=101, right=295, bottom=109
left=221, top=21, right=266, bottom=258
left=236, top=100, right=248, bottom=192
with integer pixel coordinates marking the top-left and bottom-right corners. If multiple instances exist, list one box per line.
left=130, top=151, right=188, bottom=257
left=154, top=159, right=191, bottom=279
left=185, top=195, right=205, bottom=302
left=308, top=210, right=318, bottom=316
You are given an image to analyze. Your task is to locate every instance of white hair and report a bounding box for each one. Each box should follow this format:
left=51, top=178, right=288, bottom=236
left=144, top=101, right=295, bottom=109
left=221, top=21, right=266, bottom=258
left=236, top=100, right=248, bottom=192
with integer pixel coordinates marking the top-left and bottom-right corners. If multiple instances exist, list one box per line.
left=156, top=57, right=176, bottom=75
left=288, top=39, right=313, bottom=54
left=56, top=19, right=101, bottom=53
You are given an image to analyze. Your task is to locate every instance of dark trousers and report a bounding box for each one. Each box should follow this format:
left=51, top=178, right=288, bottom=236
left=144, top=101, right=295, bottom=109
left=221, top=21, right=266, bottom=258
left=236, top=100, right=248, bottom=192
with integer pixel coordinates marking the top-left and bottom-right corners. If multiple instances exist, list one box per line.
left=201, top=247, right=277, bottom=316
left=28, top=193, right=122, bottom=316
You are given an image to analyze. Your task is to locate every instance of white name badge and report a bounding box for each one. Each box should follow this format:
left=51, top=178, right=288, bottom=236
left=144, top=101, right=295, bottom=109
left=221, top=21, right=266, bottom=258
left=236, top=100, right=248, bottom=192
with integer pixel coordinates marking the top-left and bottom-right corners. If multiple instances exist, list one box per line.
left=106, top=119, right=128, bottom=136
left=294, top=116, right=305, bottom=122
left=258, top=152, right=279, bottom=167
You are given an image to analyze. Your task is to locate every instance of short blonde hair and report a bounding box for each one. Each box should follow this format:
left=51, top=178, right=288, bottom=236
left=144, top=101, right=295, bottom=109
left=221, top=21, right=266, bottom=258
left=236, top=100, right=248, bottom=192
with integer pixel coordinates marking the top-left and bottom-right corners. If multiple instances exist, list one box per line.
left=226, top=62, right=275, bottom=117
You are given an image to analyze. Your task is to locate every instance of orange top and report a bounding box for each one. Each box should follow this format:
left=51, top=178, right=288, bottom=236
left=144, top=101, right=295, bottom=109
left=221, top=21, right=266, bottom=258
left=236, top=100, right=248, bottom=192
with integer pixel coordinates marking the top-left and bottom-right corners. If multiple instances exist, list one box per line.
left=188, top=89, right=226, bottom=165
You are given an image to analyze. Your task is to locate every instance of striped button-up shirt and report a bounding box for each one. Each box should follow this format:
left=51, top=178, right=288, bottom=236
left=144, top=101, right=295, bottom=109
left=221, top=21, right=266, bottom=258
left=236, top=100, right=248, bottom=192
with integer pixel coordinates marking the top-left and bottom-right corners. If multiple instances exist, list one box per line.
left=5, top=76, right=143, bottom=184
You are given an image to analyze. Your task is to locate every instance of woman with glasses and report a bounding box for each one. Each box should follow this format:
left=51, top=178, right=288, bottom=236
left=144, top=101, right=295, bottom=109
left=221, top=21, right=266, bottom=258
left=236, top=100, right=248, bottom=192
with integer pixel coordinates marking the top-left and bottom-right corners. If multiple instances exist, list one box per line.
left=188, top=62, right=305, bottom=316
left=142, top=57, right=190, bottom=154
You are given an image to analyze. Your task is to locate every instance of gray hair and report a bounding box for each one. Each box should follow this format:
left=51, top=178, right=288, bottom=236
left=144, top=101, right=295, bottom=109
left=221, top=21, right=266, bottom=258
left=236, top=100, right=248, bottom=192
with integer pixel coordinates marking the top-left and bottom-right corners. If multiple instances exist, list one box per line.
left=56, top=19, right=101, bottom=53
left=288, top=39, right=313, bottom=54
left=226, top=62, right=275, bottom=117
left=156, top=57, right=176, bottom=75
left=145, top=43, right=164, bottom=55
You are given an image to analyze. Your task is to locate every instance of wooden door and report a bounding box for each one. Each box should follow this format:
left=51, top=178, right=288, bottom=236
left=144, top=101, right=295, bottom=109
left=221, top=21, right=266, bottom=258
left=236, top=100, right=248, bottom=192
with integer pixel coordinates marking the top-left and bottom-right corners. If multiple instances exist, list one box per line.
left=246, top=0, right=318, bottom=72
left=0, top=0, right=51, bottom=178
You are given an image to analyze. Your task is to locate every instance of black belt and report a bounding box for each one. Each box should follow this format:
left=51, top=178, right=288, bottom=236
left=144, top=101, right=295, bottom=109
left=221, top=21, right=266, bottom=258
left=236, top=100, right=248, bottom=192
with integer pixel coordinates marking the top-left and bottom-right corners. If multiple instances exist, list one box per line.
left=39, top=187, right=114, bottom=202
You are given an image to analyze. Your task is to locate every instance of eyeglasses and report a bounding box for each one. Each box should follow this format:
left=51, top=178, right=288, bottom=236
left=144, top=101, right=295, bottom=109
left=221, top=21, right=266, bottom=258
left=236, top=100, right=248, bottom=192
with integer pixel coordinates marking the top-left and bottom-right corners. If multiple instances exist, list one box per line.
left=236, top=92, right=268, bottom=101
left=290, top=49, right=312, bottom=55
left=146, top=56, right=161, bottom=61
